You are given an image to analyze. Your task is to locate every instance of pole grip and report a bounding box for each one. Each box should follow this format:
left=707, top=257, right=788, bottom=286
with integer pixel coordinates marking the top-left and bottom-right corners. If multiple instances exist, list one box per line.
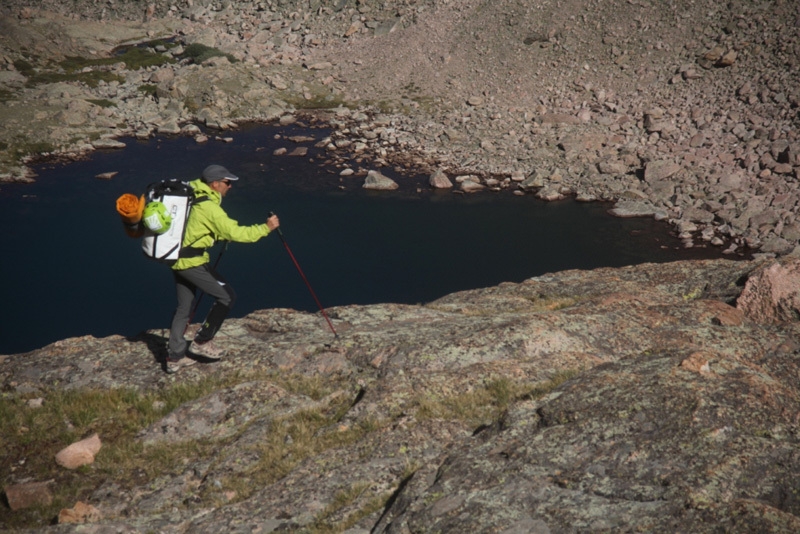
left=268, top=211, right=284, bottom=237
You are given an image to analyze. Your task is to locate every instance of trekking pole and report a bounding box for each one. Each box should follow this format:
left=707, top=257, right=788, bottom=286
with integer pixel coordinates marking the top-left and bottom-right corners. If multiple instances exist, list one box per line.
left=270, top=212, right=338, bottom=337
left=184, top=241, right=228, bottom=335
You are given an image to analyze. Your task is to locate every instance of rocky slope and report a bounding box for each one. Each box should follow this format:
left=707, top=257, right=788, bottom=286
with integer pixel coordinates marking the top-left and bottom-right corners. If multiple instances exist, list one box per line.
left=0, top=0, right=799, bottom=254
left=2, top=0, right=800, bottom=531
left=2, top=257, right=800, bottom=532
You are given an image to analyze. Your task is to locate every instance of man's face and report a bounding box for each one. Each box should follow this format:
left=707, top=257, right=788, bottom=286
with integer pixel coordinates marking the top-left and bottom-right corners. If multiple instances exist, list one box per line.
left=211, top=179, right=233, bottom=197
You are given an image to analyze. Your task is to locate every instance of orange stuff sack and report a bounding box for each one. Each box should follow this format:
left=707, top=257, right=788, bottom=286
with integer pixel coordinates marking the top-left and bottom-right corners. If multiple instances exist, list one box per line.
left=116, top=193, right=144, bottom=223
left=116, top=193, right=145, bottom=238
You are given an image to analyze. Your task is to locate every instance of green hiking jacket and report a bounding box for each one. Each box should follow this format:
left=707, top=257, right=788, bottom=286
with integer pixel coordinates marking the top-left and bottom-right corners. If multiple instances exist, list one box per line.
left=172, top=179, right=270, bottom=270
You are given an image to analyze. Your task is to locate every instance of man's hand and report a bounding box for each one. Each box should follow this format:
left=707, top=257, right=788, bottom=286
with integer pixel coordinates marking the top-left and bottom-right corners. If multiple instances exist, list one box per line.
left=267, top=214, right=280, bottom=231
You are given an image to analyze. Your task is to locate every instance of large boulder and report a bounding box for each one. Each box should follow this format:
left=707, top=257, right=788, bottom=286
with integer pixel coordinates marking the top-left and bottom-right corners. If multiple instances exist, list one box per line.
left=736, top=258, right=800, bottom=323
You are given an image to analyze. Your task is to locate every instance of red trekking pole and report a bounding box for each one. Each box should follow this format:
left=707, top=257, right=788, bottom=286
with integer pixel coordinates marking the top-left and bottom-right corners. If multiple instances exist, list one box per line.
left=271, top=212, right=338, bottom=337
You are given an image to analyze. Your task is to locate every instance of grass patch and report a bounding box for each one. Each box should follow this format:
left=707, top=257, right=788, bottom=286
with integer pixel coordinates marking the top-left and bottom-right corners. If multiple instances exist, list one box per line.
left=203, top=375, right=386, bottom=513
left=279, top=90, right=347, bottom=110
left=302, top=481, right=399, bottom=533
left=365, top=96, right=438, bottom=116
left=270, top=373, right=338, bottom=401
left=0, top=88, right=16, bottom=102
left=12, top=59, right=35, bottom=76
left=414, top=371, right=580, bottom=427
left=87, top=98, right=116, bottom=108
left=180, top=43, right=238, bottom=65
left=0, top=370, right=364, bottom=529
left=0, top=375, right=236, bottom=529
left=138, top=83, right=158, bottom=97
left=24, top=47, right=174, bottom=88
left=375, top=99, right=399, bottom=114
left=313, top=481, right=371, bottom=525
left=211, top=401, right=385, bottom=506
left=61, top=47, right=174, bottom=72
left=25, top=69, right=124, bottom=89
left=0, top=369, right=578, bottom=530
left=519, top=368, right=581, bottom=399
left=7, top=138, right=56, bottom=160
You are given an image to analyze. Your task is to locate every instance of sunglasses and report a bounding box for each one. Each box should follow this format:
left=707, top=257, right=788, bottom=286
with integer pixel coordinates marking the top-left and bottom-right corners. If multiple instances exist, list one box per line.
left=221, top=179, right=233, bottom=186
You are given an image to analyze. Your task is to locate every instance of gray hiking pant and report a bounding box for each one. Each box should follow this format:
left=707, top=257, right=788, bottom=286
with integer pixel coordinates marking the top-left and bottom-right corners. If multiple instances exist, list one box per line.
left=168, top=264, right=236, bottom=360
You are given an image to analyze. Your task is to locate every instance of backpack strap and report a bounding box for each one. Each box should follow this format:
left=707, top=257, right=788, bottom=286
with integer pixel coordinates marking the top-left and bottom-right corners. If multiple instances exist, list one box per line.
left=178, top=196, right=212, bottom=258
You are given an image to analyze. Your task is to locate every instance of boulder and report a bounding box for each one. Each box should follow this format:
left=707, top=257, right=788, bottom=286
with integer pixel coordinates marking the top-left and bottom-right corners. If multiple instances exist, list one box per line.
left=4, top=481, right=53, bottom=511
left=608, top=200, right=665, bottom=218
left=92, top=139, right=126, bottom=149
left=58, top=501, right=102, bottom=524
left=363, top=170, right=398, bottom=190
left=597, top=159, right=629, bottom=175
left=644, top=160, right=681, bottom=183
left=536, top=186, right=565, bottom=201
left=429, top=169, right=453, bottom=189
left=760, top=236, right=794, bottom=255
left=460, top=178, right=485, bottom=193
left=682, top=207, right=715, bottom=224
left=737, top=258, right=800, bottom=323
left=55, top=433, right=102, bottom=470
left=519, top=170, right=546, bottom=190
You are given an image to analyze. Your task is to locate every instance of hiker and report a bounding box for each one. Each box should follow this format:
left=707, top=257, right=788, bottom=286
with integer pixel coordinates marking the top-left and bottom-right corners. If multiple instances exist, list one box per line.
left=166, top=164, right=279, bottom=373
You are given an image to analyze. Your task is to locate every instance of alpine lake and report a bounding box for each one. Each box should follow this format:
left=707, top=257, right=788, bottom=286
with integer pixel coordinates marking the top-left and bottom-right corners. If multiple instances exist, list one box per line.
left=0, top=121, right=735, bottom=355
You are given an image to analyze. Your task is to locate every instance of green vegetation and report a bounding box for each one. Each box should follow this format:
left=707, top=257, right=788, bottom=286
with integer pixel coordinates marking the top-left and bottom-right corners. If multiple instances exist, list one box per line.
left=0, top=368, right=579, bottom=531
left=137, top=83, right=158, bottom=98
left=64, top=47, right=174, bottom=72
left=23, top=46, right=175, bottom=88
left=414, top=370, right=580, bottom=426
left=180, top=43, right=238, bottom=65
left=0, top=88, right=16, bottom=102
left=0, top=375, right=235, bottom=529
left=682, top=287, right=704, bottom=301
left=304, top=481, right=397, bottom=533
left=2, top=137, right=56, bottom=162
left=12, top=59, right=35, bottom=77
left=26, top=68, right=123, bottom=89
left=87, top=98, right=116, bottom=108
left=211, top=402, right=383, bottom=504
left=278, top=89, right=348, bottom=110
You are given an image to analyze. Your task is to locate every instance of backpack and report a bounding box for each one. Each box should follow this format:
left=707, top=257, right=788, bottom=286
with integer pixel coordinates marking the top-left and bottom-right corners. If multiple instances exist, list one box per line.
left=141, top=180, right=208, bottom=265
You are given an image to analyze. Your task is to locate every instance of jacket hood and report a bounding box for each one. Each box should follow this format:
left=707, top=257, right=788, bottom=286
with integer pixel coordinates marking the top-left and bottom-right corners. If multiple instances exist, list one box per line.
left=191, top=178, right=221, bottom=204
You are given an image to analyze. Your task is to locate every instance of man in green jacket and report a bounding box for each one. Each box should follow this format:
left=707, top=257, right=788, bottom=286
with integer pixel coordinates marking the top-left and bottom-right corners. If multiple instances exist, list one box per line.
left=166, top=164, right=279, bottom=373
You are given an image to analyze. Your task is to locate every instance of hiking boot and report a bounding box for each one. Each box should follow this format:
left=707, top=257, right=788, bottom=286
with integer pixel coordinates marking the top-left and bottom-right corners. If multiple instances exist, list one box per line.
left=166, top=356, right=197, bottom=374
left=185, top=323, right=201, bottom=340
left=190, top=339, right=224, bottom=359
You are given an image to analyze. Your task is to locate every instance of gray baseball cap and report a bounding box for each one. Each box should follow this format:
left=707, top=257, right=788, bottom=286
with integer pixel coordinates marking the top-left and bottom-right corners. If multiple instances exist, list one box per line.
left=202, top=164, right=240, bottom=183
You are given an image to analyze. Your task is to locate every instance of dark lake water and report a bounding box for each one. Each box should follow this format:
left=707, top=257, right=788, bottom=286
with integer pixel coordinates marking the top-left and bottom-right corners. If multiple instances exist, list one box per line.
left=0, top=122, right=732, bottom=355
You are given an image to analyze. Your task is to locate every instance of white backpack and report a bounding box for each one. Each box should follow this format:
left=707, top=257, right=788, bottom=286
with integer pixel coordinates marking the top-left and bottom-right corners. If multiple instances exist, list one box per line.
left=141, top=180, right=207, bottom=265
